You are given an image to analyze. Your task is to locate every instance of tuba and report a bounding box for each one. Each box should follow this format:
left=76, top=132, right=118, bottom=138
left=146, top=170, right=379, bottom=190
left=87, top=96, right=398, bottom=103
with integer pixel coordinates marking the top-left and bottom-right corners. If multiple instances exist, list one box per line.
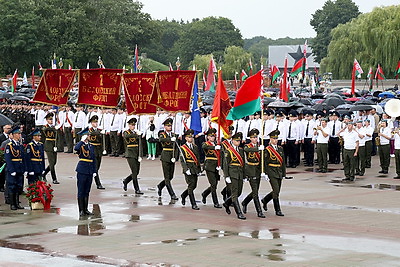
left=384, top=99, right=400, bottom=117
left=375, top=136, right=380, bottom=146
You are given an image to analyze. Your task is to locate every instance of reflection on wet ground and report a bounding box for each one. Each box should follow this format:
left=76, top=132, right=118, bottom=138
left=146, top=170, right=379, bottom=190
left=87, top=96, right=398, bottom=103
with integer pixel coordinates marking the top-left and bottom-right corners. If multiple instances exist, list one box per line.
left=330, top=180, right=400, bottom=191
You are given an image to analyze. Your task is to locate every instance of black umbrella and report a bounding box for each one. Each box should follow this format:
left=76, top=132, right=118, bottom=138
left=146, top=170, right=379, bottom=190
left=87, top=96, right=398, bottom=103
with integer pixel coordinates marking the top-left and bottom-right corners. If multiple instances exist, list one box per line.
left=9, top=95, right=31, bottom=101
left=298, top=98, right=313, bottom=106
left=336, top=103, right=353, bottom=110
left=349, top=105, right=373, bottom=112
left=268, top=101, right=290, bottom=108
left=311, top=93, right=324, bottom=99
left=0, top=92, right=12, bottom=99
left=354, top=99, right=375, bottom=105
left=0, top=114, right=14, bottom=126
left=313, top=103, right=329, bottom=111
left=324, top=93, right=343, bottom=99
left=322, top=97, right=345, bottom=107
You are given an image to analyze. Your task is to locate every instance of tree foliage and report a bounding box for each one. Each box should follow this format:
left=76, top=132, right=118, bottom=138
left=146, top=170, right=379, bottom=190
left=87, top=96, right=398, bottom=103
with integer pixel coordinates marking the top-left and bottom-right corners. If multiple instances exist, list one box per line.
left=323, top=5, right=400, bottom=79
left=310, top=0, right=360, bottom=63
left=222, top=46, right=252, bottom=80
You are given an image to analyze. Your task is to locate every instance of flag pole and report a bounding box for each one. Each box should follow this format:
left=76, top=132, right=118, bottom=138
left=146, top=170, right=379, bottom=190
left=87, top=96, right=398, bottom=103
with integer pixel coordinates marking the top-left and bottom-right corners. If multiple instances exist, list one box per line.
left=260, top=72, right=265, bottom=176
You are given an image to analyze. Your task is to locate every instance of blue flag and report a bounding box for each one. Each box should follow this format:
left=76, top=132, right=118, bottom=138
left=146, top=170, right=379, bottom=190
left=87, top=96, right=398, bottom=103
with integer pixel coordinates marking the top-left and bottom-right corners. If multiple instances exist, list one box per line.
left=190, top=75, right=202, bottom=135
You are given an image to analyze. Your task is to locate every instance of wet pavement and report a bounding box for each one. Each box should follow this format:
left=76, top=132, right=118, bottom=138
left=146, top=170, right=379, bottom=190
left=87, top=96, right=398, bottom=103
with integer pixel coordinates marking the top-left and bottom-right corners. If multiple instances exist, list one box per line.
left=1, top=153, right=400, bottom=266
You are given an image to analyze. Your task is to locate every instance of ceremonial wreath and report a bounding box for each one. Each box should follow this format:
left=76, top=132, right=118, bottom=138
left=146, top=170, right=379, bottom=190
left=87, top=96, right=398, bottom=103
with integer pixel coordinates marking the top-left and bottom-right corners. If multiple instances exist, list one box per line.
left=25, top=181, right=54, bottom=210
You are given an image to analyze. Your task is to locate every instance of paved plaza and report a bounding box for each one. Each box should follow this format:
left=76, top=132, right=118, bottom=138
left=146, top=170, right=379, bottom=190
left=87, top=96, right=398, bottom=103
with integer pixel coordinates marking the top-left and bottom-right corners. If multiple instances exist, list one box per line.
left=1, top=153, right=400, bottom=266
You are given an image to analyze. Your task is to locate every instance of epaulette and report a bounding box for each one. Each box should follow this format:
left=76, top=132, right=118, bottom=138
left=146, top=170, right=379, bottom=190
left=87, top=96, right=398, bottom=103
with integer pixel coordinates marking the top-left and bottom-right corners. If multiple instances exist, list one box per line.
left=28, top=142, right=33, bottom=145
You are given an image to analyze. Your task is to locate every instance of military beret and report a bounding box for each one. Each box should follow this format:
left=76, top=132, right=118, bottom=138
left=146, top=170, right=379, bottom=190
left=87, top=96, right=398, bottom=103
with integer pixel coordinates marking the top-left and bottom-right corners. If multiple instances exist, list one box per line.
left=29, top=128, right=41, bottom=136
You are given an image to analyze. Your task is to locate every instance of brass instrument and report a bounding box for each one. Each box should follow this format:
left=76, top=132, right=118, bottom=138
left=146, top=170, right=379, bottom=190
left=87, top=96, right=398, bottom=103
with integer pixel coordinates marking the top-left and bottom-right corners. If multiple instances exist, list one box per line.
left=375, top=136, right=380, bottom=146
left=392, top=128, right=399, bottom=135
left=385, top=99, right=400, bottom=117
left=339, top=136, right=344, bottom=146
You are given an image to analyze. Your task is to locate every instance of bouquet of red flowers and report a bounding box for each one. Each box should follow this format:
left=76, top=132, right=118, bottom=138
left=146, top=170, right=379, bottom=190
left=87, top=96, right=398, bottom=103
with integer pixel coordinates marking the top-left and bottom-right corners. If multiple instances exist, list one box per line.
left=26, top=181, right=54, bottom=210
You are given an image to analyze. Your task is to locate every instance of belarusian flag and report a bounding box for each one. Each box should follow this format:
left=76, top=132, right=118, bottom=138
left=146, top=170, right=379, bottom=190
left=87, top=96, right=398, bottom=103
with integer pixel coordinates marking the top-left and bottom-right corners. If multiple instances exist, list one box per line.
left=205, top=57, right=217, bottom=92
left=395, top=60, right=400, bottom=78
left=375, top=64, right=385, bottom=80
left=280, top=57, right=289, bottom=102
left=240, top=69, right=248, bottom=81
left=290, top=57, right=305, bottom=77
left=271, top=65, right=280, bottom=83
left=211, top=70, right=232, bottom=138
left=367, top=67, right=373, bottom=90
left=354, top=59, right=363, bottom=76
left=351, top=59, right=363, bottom=95
left=227, top=71, right=262, bottom=120
left=248, top=58, right=253, bottom=76
left=11, top=69, right=18, bottom=93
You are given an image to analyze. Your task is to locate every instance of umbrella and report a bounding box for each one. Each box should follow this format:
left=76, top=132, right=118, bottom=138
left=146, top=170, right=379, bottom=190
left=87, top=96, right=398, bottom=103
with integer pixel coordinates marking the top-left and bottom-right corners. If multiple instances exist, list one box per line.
left=298, top=98, right=313, bottom=106
left=378, top=92, right=395, bottom=98
left=311, top=93, right=324, bottom=99
left=349, top=105, right=373, bottom=112
left=0, top=92, right=12, bottom=99
left=324, top=93, right=343, bottom=99
left=288, top=101, right=305, bottom=108
left=336, top=104, right=353, bottom=110
left=268, top=101, right=290, bottom=108
left=263, top=97, right=275, bottom=105
left=354, top=99, right=375, bottom=105
left=298, top=92, right=311, bottom=98
left=312, top=103, right=329, bottom=111
left=9, top=95, right=31, bottom=101
left=345, top=97, right=361, bottom=102
left=372, top=105, right=383, bottom=114
left=322, top=97, right=345, bottom=107
left=297, top=107, right=316, bottom=114
left=0, top=114, right=14, bottom=126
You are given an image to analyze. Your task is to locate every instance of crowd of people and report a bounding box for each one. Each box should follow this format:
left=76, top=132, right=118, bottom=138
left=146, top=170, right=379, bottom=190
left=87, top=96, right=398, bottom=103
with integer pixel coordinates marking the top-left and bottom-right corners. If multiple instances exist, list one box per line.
left=1, top=102, right=399, bottom=220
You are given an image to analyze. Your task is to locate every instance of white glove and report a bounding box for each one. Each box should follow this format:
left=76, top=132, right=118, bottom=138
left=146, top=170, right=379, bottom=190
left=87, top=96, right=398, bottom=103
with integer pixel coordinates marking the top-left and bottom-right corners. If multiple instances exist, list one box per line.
left=225, top=177, right=231, bottom=184
left=261, top=173, right=269, bottom=181
left=93, top=173, right=97, bottom=178
left=185, top=169, right=191, bottom=175
left=24, top=172, right=28, bottom=176
left=81, top=135, right=88, bottom=142
left=100, top=130, right=106, bottom=134
left=138, top=157, right=142, bottom=162
left=42, top=171, right=45, bottom=175
left=216, top=166, right=221, bottom=171
left=170, top=137, right=176, bottom=142
left=215, top=145, right=221, bottom=150
left=29, top=172, right=34, bottom=175
left=53, top=147, right=58, bottom=152
left=135, top=130, right=142, bottom=136
left=11, top=172, right=16, bottom=176
left=259, top=145, right=265, bottom=151
left=55, top=125, right=61, bottom=130
left=171, top=158, right=176, bottom=163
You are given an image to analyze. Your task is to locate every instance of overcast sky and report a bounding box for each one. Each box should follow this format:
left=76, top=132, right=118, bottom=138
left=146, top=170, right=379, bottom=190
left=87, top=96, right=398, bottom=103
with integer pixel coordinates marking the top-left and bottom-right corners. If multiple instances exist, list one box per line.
left=138, top=0, right=398, bottom=39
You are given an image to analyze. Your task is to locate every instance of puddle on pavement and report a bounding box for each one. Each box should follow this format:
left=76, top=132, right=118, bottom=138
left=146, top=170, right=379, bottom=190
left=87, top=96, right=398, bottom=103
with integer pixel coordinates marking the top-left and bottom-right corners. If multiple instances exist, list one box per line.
left=360, top=184, right=400, bottom=191
left=0, top=239, right=46, bottom=253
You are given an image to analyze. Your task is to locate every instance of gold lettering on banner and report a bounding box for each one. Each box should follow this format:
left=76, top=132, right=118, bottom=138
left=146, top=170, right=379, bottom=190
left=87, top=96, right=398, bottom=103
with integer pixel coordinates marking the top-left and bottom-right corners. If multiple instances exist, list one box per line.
left=93, top=94, right=108, bottom=102
left=100, top=74, right=104, bottom=86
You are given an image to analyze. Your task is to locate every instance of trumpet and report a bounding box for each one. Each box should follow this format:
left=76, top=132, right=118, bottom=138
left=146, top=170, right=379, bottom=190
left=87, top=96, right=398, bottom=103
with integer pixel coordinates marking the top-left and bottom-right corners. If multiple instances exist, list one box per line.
left=375, top=136, right=380, bottom=146
left=339, top=136, right=344, bottom=146
left=392, top=128, right=399, bottom=135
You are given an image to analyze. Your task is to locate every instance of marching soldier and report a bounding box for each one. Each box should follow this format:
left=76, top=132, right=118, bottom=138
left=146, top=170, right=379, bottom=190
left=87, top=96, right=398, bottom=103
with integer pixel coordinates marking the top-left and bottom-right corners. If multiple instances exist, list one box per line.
left=220, top=125, right=234, bottom=201
left=180, top=129, right=201, bottom=210
left=201, top=128, right=222, bottom=208
left=241, top=129, right=265, bottom=218
left=222, top=132, right=246, bottom=220
left=88, top=115, right=105, bottom=189
left=4, top=126, right=25, bottom=210
left=122, top=118, right=143, bottom=194
left=25, top=128, right=45, bottom=185
left=261, top=130, right=286, bottom=216
left=157, top=118, right=179, bottom=200
left=42, top=113, right=59, bottom=184
left=74, top=128, right=96, bottom=216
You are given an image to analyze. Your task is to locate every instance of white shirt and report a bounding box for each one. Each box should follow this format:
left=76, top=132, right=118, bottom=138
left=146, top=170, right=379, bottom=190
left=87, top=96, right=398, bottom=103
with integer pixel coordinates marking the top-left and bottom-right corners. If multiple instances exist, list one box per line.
left=302, top=119, right=316, bottom=140
left=394, top=132, right=400, bottom=149
left=244, top=119, right=261, bottom=139
left=364, top=125, right=374, bottom=142
left=34, top=109, right=46, bottom=126
left=64, top=110, right=75, bottom=128
left=262, top=119, right=275, bottom=139
left=73, top=110, right=86, bottom=129
left=379, top=126, right=392, bottom=145
left=286, top=120, right=301, bottom=141
left=340, top=129, right=359, bottom=150
left=355, top=127, right=366, bottom=146
left=328, top=119, right=341, bottom=137
left=316, top=126, right=331, bottom=144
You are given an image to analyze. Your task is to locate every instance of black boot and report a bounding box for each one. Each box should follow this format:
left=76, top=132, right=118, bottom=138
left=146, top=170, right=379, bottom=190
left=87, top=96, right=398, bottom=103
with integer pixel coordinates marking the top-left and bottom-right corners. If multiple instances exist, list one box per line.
left=221, top=187, right=227, bottom=202
left=132, top=178, right=143, bottom=194
left=10, top=193, right=17, bottom=210
left=83, top=197, right=93, bottom=215
left=166, top=183, right=178, bottom=200
left=241, top=194, right=252, bottom=214
left=261, top=192, right=273, bottom=211
left=43, top=166, right=50, bottom=181
left=157, top=181, right=165, bottom=196
left=189, top=193, right=199, bottom=210
left=273, top=198, right=284, bottom=216
left=15, top=193, right=24, bottom=209
left=123, top=175, right=131, bottom=191
left=181, top=190, right=188, bottom=205
left=94, top=175, right=105, bottom=189
left=254, top=198, right=266, bottom=218
left=211, top=191, right=222, bottom=208
left=51, top=170, right=59, bottom=184
left=233, top=200, right=246, bottom=220
left=223, top=197, right=232, bottom=215
left=201, top=187, right=211, bottom=204
left=78, top=198, right=85, bottom=216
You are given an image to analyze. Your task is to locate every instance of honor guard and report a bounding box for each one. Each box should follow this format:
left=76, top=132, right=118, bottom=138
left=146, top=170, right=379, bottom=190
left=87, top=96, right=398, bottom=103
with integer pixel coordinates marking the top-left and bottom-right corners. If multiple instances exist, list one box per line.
left=261, top=130, right=286, bottom=216
left=157, top=118, right=179, bottom=200
left=74, top=128, right=96, bottom=216
left=201, top=128, right=222, bottom=208
left=4, top=126, right=25, bottom=210
left=88, top=115, right=105, bottom=189
left=241, top=129, right=265, bottom=218
left=180, top=129, right=201, bottom=210
left=122, top=118, right=143, bottom=194
left=42, top=113, right=59, bottom=184
left=222, top=132, right=246, bottom=220
left=220, top=125, right=234, bottom=201
left=25, top=128, right=45, bottom=185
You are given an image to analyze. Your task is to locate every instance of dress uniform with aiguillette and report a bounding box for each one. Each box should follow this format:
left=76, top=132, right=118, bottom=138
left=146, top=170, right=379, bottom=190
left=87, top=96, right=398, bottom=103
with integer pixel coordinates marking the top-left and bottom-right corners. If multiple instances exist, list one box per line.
left=25, top=128, right=45, bottom=185
left=42, top=113, right=59, bottom=184
left=74, top=127, right=96, bottom=216
left=220, top=125, right=235, bottom=201
left=180, top=129, right=201, bottom=210
left=122, top=118, right=143, bottom=194
left=88, top=115, right=105, bottom=189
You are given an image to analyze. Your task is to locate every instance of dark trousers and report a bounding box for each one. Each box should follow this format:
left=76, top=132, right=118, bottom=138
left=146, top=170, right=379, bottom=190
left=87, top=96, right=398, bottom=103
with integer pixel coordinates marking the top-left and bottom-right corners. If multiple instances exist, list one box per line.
left=64, top=127, right=73, bottom=152
left=372, top=133, right=378, bottom=155
left=230, top=177, right=243, bottom=203
left=329, top=137, right=341, bottom=164
left=343, top=149, right=356, bottom=179
left=74, top=128, right=82, bottom=144
left=57, top=129, right=65, bottom=152
left=365, top=140, right=373, bottom=168
left=0, top=169, right=5, bottom=190
left=6, top=172, right=23, bottom=194
left=45, top=151, right=57, bottom=180
left=127, top=157, right=140, bottom=181
left=316, top=143, right=328, bottom=172
left=110, top=131, right=120, bottom=155
left=379, top=144, right=390, bottom=172
left=303, top=138, right=314, bottom=165
left=269, top=177, right=282, bottom=199
left=195, top=135, right=206, bottom=163
left=161, top=161, right=175, bottom=186
left=205, top=170, right=219, bottom=193
left=355, top=146, right=366, bottom=175
left=286, top=140, right=297, bottom=167
left=184, top=174, right=198, bottom=195
left=395, top=149, right=400, bottom=176
left=77, top=173, right=92, bottom=198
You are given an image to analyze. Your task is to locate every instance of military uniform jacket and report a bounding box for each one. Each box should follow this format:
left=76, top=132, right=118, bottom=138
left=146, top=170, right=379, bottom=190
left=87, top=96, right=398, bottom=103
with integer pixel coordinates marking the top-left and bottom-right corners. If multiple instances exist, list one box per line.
left=25, top=141, right=45, bottom=174
left=4, top=140, right=25, bottom=173
left=159, top=131, right=178, bottom=162
left=42, top=124, right=57, bottom=152
left=221, top=139, right=233, bottom=173
left=244, top=143, right=261, bottom=177
left=202, top=141, right=219, bottom=172
left=223, top=145, right=245, bottom=179
left=264, top=145, right=286, bottom=179
left=180, top=143, right=201, bottom=175
left=88, top=127, right=103, bottom=154
left=123, top=129, right=140, bottom=159
left=74, top=141, right=96, bottom=175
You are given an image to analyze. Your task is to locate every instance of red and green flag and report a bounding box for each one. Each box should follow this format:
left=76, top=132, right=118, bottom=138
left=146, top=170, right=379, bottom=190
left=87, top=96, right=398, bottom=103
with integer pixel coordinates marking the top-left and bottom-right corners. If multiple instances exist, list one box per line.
left=240, top=69, right=248, bottom=81
left=11, top=69, right=18, bottom=93
left=367, top=67, right=373, bottom=90
left=351, top=59, right=363, bottom=95
left=395, top=60, right=400, bottom=79
left=205, top=57, right=217, bottom=92
left=375, top=64, right=385, bottom=80
left=290, top=57, right=305, bottom=77
left=271, top=65, right=280, bottom=83
left=280, top=57, right=289, bottom=102
left=227, top=71, right=262, bottom=120
left=248, top=58, right=253, bottom=76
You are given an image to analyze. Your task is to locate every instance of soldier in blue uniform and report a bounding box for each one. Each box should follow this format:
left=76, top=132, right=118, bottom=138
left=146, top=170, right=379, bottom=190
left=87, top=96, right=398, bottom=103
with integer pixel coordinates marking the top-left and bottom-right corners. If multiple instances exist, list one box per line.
left=4, top=126, right=25, bottom=210
left=74, top=127, right=96, bottom=216
left=25, top=128, right=45, bottom=185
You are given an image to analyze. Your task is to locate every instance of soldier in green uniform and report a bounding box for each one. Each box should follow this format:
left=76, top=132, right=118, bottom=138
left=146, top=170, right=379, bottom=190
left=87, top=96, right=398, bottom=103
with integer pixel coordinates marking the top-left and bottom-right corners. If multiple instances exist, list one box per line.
left=42, top=113, right=59, bottom=184
left=220, top=125, right=234, bottom=201
left=201, top=128, right=222, bottom=208
left=180, top=129, right=201, bottom=210
left=88, top=115, right=105, bottom=189
left=157, top=118, right=179, bottom=200
left=122, top=118, right=143, bottom=194
left=261, top=130, right=286, bottom=216
left=222, top=132, right=246, bottom=220
left=241, top=129, right=265, bottom=218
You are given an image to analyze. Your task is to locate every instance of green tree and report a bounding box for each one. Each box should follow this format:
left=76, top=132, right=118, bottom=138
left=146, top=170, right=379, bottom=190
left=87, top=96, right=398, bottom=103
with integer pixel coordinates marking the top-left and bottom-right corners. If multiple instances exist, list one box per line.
left=190, top=54, right=214, bottom=74
left=222, top=46, right=252, bottom=80
left=323, top=5, right=400, bottom=79
left=310, top=0, right=360, bottom=63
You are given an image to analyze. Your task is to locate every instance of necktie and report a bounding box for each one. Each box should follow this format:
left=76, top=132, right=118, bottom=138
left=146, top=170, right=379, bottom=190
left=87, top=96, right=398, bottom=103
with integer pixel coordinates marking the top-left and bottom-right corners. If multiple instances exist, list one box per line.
left=235, top=121, right=238, bottom=135
left=263, top=121, right=266, bottom=135
left=35, top=111, right=38, bottom=120
left=111, top=114, right=116, bottom=126
left=276, top=121, right=279, bottom=130
left=332, top=121, right=336, bottom=136
left=247, top=121, right=252, bottom=137
left=288, top=122, right=292, bottom=138
left=306, top=121, right=309, bottom=137
left=75, top=111, right=79, bottom=122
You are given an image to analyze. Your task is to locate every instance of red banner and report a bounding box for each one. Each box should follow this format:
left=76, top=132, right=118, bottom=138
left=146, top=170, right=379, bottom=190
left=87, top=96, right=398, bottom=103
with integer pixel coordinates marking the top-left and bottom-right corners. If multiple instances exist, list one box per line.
left=78, top=69, right=123, bottom=107
left=32, top=69, right=75, bottom=106
left=149, top=70, right=196, bottom=112
left=123, top=73, right=157, bottom=115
